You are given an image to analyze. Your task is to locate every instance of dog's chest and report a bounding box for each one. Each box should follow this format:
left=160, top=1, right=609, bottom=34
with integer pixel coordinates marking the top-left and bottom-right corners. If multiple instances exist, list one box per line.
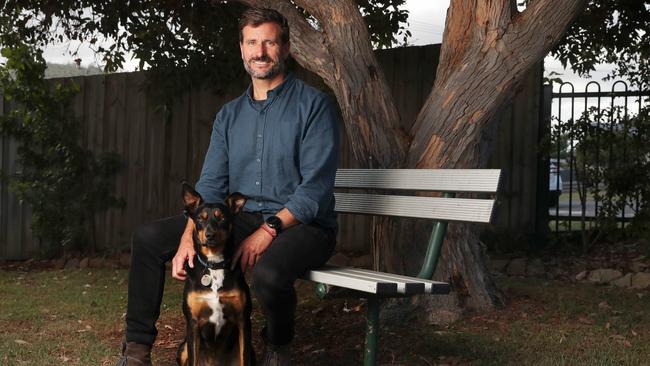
left=189, top=256, right=227, bottom=333
left=204, top=268, right=226, bottom=330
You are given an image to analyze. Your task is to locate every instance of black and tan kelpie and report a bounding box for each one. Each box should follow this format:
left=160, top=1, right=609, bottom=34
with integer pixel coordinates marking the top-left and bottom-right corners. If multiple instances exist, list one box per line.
left=177, top=183, right=254, bottom=366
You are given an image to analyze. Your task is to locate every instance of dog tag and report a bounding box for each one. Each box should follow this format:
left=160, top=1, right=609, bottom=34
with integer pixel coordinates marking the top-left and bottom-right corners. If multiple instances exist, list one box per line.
left=201, top=274, right=212, bottom=287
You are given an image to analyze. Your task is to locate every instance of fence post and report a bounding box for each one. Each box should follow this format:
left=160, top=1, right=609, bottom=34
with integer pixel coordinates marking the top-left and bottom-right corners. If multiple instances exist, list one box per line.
left=534, top=82, right=553, bottom=245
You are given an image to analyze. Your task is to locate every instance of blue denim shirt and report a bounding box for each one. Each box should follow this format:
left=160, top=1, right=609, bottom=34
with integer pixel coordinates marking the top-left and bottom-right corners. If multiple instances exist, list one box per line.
left=195, top=73, right=340, bottom=229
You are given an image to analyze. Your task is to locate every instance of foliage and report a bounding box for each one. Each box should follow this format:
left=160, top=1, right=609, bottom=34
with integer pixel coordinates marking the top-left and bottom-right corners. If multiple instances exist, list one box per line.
left=552, top=0, right=650, bottom=86
left=559, top=104, right=650, bottom=244
left=549, top=122, right=571, bottom=161
left=0, top=0, right=409, bottom=105
left=0, top=43, right=123, bottom=256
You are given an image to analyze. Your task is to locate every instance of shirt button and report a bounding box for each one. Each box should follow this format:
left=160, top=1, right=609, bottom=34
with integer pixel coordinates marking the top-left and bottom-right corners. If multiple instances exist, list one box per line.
left=255, top=181, right=260, bottom=185
left=256, top=158, right=261, bottom=163
left=258, top=203, right=262, bottom=207
left=257, top=134, right=262, bottom=138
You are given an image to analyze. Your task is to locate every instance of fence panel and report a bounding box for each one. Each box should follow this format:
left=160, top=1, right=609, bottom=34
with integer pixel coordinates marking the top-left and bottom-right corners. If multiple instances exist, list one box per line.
left=1, top=45, right=544, bottom=258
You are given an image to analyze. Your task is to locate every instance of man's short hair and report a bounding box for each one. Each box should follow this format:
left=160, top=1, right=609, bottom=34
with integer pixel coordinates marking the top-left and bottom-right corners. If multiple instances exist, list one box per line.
left=239, top=8, right=290, bottom=44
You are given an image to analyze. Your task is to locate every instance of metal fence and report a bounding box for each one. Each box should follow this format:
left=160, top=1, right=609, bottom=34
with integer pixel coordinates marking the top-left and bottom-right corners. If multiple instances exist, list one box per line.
left=549, top=81, right=650, bottom=234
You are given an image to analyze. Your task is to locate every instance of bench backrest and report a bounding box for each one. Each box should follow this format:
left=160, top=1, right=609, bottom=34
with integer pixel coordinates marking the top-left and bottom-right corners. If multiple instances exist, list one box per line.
left=334, top=169, right=501, bottom=223
left=333, top=169, right=501, bottom=279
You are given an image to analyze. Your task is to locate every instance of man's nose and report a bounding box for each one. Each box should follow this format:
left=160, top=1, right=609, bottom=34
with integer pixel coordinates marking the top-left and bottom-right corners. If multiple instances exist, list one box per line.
left=252, top=43, right=266, bottom=57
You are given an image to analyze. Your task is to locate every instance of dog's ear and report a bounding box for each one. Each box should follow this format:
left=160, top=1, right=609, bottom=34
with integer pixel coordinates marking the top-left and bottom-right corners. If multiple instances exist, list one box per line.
left=182, top=182, right=203, bottom=216
left=225, top=192, right=247, bottom=215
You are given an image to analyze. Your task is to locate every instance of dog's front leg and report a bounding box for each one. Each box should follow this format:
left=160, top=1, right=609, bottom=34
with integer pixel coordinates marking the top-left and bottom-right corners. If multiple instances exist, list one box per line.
left=177, top=340, right=189, bottom=366
left=237, top=300, right=253, bottom=365
left=187, top=319, right=201, bottom=366
left=237, top=316, right=247, bottom=366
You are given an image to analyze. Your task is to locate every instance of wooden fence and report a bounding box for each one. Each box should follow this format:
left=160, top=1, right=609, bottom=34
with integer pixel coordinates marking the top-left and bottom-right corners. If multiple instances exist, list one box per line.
left=0, top=44, right=545, bottom=259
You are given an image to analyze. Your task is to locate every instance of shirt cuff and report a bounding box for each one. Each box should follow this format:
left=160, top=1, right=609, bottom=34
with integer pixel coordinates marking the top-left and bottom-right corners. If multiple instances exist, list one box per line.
left=284, top=196, right=318, bottom=224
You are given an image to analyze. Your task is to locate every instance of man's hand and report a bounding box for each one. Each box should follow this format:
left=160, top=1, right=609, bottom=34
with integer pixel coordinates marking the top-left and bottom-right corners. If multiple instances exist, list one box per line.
left=172, top=230, right=195, bottom=281
left=232, top=228, right=274, bottom=271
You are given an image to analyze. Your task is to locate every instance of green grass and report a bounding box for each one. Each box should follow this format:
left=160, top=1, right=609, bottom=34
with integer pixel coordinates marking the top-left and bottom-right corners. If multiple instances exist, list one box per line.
left=0, top=268, right=183, bottom=365
left=2, top=268, right=650, bottom=365
left=372, top=277, right=650, bottom=365
left=438, top=277, right=650, bottom=365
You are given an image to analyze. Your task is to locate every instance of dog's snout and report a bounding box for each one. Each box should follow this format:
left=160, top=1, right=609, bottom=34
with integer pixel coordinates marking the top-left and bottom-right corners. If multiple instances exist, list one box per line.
left=205, top=231, right=216, bottom=240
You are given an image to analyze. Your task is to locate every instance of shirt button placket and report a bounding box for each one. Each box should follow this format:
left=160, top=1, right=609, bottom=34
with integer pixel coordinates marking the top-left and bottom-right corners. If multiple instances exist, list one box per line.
left=256, top=108, right=265, bottom=209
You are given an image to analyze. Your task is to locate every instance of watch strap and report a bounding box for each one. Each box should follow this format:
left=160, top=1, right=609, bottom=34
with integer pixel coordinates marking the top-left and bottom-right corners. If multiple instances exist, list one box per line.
left=260, top=223, right=277, bottom=238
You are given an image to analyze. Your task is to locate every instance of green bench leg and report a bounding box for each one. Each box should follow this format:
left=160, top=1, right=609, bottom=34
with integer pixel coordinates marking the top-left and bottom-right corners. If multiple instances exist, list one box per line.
left=364, top=297, right=380, bottom=366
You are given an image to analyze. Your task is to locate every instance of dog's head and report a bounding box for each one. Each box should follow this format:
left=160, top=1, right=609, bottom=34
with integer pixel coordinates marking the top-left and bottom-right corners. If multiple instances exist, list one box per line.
left=182, top=183, right=247, bottom=258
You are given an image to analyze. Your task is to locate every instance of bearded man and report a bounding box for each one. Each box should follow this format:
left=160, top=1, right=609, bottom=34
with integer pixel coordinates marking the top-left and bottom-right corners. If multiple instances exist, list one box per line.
left=116, top=7, right=340, bottom=366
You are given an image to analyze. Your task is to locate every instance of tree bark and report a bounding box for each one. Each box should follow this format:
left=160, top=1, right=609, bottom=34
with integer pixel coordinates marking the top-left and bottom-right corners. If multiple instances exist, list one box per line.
left=234, top=0, right=585, bottom=318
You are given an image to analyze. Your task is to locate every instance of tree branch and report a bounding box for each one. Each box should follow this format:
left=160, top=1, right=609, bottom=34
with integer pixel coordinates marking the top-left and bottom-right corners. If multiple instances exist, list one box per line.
left=407, top=0, right=585, bottom=169
left=293, top=0, right=409, bottom=167
left=511, top=0, right=586, bottom=64
left=436, top=0, right=514, bottom=85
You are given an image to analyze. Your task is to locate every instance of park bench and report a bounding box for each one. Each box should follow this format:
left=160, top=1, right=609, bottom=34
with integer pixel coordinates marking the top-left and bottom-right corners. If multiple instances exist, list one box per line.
left=302, top=168, right=501, bottom=365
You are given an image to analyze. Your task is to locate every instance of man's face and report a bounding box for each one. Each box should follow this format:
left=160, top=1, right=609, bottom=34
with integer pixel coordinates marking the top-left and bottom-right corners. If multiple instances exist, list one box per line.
left=240, top=22, right=290, bottom=80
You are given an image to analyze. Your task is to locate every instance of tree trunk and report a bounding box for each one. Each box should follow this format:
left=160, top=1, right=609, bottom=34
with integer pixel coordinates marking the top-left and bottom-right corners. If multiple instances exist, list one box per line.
left=400, top=0, right=584, bottom=316
left=235, top=0, right=585, bottom=319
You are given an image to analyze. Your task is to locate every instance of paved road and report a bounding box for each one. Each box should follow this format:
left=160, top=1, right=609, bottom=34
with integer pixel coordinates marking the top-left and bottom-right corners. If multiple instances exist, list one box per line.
left=550, top=199, right=637, bottom=218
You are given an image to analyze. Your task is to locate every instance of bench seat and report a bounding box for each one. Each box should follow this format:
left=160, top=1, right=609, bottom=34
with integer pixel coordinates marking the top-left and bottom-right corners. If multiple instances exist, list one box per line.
left=304, top=265, right=451, bottom=296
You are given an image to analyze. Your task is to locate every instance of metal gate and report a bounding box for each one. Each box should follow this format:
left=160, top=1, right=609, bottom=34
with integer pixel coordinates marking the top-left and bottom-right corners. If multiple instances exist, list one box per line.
left=549, top=81, right=650, bottom=235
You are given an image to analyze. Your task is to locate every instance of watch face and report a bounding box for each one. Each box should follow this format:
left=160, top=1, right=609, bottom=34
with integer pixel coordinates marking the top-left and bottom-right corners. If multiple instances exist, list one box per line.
left=266, top=216, right=282, bottom=230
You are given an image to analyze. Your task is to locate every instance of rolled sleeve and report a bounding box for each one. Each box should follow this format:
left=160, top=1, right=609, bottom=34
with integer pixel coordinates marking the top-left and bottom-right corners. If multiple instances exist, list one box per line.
left=285, top=96, right=340, bottom=223
left=195, top=112, right=229, bottom=203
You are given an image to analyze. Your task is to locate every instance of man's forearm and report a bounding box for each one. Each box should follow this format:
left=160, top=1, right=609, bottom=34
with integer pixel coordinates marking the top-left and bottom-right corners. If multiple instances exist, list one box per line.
left=180, top=219, right=195, bottom=247
left=275, top=208, right=300, bottom=231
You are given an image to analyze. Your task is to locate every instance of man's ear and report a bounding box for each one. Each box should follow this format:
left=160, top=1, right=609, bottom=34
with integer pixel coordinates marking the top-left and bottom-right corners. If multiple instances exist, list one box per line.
left=181, top=182, right=203, bottom=216
left=225, top=192, right=247, bottom=215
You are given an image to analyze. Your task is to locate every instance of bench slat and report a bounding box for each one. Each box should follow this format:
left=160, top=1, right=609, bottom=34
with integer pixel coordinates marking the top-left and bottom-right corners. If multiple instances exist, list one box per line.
left=319, top=267, right=425, bottom=294
left=335, top=169, right=500, bottom=193
left=304, top=268, right=398, bottom=295
left=334, top=193, right=495, bottom=223
left=305, top=265, right=451, bottom=296
left=333, top=267, right=450, bottom=294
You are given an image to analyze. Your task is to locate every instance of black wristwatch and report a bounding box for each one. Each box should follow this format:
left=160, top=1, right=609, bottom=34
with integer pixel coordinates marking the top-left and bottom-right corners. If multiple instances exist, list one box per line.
left=265, top=215, right=283, bottom=234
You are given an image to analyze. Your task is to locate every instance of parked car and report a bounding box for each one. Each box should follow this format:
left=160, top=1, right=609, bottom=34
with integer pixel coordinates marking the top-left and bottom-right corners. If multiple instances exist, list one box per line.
left=549, top=159, right=563, bottom=207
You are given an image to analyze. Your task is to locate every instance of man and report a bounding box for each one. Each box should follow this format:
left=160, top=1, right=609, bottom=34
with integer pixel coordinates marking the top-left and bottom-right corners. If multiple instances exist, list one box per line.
left=116, top=7, right=340, bottom=366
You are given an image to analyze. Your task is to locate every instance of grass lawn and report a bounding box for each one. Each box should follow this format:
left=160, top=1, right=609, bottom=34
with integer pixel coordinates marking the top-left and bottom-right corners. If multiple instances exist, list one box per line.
left=1, top=267, right=650, bottom=365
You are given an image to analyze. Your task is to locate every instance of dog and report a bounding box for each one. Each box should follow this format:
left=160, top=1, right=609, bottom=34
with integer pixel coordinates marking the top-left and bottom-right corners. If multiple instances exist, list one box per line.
left=177, top=183, right=254, bottom=366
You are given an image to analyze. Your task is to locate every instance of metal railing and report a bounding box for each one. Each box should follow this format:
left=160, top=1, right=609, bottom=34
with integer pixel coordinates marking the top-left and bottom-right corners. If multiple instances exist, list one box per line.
left=549, top=81, right=650, bottom=234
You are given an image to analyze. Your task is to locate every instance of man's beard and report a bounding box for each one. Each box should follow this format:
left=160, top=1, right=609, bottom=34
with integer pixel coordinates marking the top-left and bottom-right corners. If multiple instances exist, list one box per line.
left=243, top=55, right=286, bottom=80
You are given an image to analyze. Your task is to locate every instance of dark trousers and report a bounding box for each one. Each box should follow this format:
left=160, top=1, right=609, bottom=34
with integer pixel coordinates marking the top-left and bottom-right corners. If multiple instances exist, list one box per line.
left=125, top=212, right=336, bottom=346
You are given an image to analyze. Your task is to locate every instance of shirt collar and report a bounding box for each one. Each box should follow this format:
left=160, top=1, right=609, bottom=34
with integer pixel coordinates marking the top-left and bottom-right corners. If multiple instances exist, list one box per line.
left=246, top=72, right=295, bottom=103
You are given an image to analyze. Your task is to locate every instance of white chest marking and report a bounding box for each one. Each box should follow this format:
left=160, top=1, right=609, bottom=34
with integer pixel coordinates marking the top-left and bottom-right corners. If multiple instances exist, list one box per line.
left=199, top=254, right=226, bottom=333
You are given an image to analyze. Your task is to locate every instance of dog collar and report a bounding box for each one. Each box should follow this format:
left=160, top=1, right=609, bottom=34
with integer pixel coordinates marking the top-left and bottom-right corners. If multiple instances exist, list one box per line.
left=195, top=252, right=230, bottom=270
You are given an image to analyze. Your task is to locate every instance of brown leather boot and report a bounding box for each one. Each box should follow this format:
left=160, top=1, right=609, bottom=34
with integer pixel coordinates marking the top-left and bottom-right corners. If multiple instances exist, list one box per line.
left=115, top=342, right=152, bottom=366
